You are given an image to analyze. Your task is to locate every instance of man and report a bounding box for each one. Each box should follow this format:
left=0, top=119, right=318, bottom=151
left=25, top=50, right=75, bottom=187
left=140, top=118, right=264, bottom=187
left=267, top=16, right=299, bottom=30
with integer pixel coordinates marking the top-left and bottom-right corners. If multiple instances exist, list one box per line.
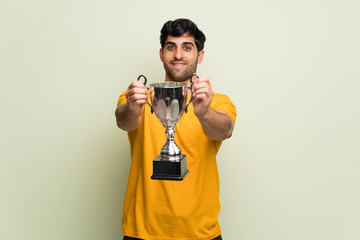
left=115, top=18, right=236, bottom=240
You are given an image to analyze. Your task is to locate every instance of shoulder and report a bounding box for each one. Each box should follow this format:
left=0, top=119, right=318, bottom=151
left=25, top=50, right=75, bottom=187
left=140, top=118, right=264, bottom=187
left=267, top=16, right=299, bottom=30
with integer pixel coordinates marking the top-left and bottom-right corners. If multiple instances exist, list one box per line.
left=117, top=90, right=128, bottom=107
left=211, top=93, right=237, bottom=123
left=211, top=93, right=235, bottom=106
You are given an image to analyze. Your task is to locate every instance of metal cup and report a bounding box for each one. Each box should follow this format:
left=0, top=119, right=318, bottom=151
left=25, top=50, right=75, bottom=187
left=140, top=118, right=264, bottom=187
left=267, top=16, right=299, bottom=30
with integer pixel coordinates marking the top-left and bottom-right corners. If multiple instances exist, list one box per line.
left=137, top=74, right=198, bottom=180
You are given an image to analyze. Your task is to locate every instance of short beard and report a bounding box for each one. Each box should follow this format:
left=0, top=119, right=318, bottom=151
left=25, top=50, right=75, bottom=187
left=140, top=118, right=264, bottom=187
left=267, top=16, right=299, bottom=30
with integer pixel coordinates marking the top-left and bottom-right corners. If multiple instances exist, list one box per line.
left=163, top=61, right=198, bottom=82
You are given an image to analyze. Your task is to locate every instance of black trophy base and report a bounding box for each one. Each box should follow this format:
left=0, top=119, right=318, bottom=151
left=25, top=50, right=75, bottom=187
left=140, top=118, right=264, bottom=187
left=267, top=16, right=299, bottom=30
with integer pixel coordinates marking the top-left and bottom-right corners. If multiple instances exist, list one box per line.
left=151, top=155, right=189, bottom=181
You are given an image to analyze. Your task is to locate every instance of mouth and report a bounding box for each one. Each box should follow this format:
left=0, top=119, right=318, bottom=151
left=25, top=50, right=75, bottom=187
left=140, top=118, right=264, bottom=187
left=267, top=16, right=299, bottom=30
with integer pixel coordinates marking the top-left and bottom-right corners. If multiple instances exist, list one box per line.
left=170, top=61, right=187, bottom=69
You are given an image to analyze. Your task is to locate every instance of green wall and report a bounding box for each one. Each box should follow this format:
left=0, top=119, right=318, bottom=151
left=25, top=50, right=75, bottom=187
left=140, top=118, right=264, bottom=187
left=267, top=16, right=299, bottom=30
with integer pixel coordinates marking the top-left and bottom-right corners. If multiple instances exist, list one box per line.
left=1, top=0, right=359, bottom=239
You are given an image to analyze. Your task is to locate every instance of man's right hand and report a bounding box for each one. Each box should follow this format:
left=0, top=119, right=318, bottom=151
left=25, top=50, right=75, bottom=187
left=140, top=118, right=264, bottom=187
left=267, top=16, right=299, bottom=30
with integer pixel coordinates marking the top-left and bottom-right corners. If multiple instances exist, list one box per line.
left=115, top=80, right=148, bottom=131
left=125, top=80, right=149, bottom=117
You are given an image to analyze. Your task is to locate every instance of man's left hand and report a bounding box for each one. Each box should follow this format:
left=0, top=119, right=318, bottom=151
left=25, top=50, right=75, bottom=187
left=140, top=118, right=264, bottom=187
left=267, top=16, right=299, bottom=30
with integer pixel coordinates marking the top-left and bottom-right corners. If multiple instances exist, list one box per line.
left=192, top=77, right=214, bottom=119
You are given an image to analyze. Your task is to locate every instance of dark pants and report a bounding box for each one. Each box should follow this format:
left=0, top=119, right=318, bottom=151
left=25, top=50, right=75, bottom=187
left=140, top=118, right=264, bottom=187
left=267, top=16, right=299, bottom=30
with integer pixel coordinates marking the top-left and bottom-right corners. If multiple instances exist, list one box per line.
left=123, top=235, right=222, bottom=240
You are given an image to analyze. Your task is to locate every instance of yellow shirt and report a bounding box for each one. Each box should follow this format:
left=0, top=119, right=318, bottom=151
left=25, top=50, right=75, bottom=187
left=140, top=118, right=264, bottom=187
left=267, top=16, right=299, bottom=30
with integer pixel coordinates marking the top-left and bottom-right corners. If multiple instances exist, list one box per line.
left=117, top=92, right=236, bottom=240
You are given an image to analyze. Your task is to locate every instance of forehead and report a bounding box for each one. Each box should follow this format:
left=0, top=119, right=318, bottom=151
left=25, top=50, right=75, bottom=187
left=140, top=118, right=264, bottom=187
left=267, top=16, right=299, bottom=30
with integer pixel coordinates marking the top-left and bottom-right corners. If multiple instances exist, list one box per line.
left=165, top=34, right=196, bottom=45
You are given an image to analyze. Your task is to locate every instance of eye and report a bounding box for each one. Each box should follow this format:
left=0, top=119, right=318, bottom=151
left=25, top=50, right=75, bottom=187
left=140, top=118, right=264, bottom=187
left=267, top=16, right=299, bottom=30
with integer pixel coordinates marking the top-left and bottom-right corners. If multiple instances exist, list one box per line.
left=167, top=45, right=175, bottom=50
left=184, top=45, right=192, bottom=51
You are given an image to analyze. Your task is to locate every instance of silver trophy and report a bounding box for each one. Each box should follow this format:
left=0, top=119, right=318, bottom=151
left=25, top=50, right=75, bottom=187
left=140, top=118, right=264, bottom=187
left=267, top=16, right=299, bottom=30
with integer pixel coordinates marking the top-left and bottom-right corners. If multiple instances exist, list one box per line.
left=137, top=74, right=197, bottom=180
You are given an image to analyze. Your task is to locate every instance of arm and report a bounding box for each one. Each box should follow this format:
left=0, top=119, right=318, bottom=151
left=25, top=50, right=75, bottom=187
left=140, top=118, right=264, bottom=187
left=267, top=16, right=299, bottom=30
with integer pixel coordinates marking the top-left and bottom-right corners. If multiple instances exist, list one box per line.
left=192, top=77, right=234, bottom=141
left=196, top=108, right=234, bottom=141
left=115, top=81, right=148, bottom=131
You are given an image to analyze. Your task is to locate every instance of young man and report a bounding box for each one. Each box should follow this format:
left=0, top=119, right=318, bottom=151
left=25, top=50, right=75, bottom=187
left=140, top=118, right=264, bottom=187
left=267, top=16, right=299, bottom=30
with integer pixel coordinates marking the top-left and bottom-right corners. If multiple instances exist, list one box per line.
left=115, top=18, right=236, bottom=240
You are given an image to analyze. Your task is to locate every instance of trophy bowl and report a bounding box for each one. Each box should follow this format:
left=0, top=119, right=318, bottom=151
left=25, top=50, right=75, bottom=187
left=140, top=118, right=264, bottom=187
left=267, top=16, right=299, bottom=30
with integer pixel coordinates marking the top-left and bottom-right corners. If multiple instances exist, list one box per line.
left=150, top=82, right=188, bottom=162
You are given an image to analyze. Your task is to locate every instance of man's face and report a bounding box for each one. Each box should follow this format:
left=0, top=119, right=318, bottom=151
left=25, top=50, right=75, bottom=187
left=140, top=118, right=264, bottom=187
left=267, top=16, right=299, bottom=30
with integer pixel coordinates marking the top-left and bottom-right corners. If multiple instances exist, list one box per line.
left=160, top=34, right=204, bottom=82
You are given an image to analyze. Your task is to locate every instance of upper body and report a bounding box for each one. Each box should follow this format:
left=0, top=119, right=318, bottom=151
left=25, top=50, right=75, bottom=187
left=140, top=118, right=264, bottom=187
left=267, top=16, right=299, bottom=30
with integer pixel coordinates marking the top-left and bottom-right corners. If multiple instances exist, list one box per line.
left=115, top=18, right=236, bottom=240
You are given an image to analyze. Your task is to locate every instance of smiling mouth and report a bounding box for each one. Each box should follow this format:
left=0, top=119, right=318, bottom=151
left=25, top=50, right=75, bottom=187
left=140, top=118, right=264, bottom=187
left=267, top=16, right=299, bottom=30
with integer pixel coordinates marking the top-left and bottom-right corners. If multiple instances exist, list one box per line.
left=171, top=61, right=186, bottom=68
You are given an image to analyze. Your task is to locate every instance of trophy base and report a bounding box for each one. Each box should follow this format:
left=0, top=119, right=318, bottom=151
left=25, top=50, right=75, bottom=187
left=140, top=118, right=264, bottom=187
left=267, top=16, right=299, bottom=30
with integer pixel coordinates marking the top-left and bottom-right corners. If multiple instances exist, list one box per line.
left=151, top=155, right=189, bottom=181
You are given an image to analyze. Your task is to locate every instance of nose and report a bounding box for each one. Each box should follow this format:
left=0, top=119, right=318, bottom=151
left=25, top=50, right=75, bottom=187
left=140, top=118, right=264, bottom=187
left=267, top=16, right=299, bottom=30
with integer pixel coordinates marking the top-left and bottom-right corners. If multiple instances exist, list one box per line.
left=174, top=48, right=183, bottom=60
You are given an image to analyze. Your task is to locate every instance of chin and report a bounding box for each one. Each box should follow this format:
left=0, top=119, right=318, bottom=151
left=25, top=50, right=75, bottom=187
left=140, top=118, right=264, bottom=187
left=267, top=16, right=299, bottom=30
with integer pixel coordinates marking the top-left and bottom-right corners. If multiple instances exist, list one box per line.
left=172, top=78, right=188, bottom=82
left=171, top=72, right=192, bottom=82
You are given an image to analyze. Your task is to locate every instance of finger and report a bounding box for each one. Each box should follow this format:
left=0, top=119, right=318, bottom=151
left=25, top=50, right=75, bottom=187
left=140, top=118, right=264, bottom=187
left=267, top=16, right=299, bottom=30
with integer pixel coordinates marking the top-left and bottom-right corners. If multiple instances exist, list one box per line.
left=127, top=93, right=148, bottom=103
left=126, top=86, right=148, bottom=99
left=132, top=99, right=148, bottom=105
left=193, top=92, right=207, bottom=102
left=193, top=82, right=208, bottom=92
left=193, top=87, right=209, bottom=94
left=193, top=84, right=213, bottom=99
left=129, top=87, right=148, bottom=96
left=128, top=80, right=147, bottom=90
left=195, top=77, right=210, bottom=84
left=193, top=78, right=211, bottom=89
left=193, top=88, right=210, bottom=98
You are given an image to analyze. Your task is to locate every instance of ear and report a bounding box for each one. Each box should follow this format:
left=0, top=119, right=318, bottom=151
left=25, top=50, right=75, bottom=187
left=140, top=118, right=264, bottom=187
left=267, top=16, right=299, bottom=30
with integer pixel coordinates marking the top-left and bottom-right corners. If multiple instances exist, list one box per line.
left=160, top=48, right=164, bottom=62
left=197, top=50, right=204, bottom=64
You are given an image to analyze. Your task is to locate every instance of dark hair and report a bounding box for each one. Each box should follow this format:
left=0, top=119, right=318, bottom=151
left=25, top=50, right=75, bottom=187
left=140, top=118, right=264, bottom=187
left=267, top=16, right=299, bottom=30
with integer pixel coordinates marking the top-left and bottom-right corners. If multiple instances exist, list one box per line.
left=160, top=18, right=206, bottom=52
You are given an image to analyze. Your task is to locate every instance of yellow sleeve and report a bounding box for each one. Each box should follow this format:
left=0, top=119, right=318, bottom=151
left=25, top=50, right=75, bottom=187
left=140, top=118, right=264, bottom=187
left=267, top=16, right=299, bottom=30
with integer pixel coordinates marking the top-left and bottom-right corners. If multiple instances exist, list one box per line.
left=117, top=91, right=127, bottom=107
left=210, top=93, right=237, bottom=124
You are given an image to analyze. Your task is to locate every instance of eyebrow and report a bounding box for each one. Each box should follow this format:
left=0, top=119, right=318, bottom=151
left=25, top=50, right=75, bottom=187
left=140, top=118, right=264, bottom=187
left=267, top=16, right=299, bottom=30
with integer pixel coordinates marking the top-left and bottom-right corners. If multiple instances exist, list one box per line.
left=165, top=41, right=195, bottom=47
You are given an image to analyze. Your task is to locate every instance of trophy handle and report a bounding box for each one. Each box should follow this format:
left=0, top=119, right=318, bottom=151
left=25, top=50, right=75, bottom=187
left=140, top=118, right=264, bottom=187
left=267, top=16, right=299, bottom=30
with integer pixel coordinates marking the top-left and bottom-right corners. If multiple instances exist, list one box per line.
left=137, top=74, right=153, bottom=114
left=185, top=73, right=198, bottom=113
